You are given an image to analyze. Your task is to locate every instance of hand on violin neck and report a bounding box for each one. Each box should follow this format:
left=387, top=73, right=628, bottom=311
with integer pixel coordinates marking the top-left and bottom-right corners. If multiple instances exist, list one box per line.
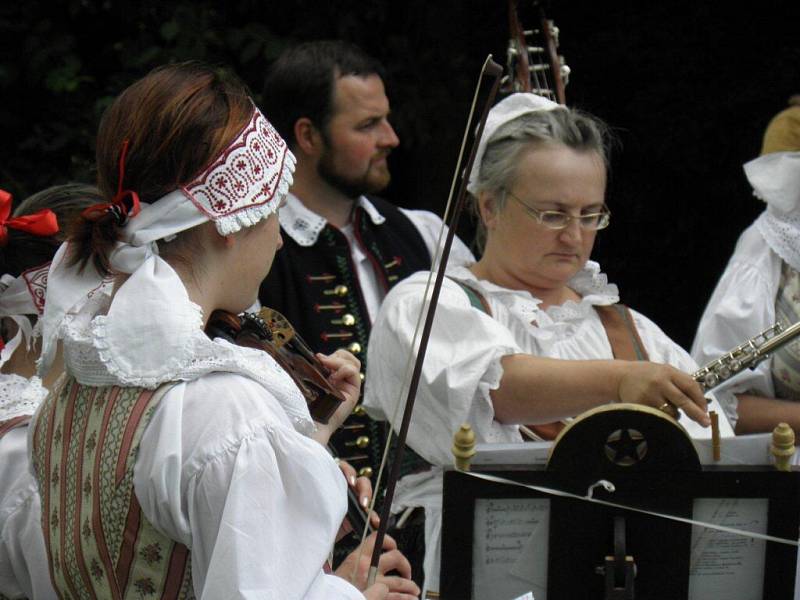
left=335, top=459, right=380, bottom=542
left=337, top=459, right=374, bottom=511
left=314, top=350, right=361, bottom=431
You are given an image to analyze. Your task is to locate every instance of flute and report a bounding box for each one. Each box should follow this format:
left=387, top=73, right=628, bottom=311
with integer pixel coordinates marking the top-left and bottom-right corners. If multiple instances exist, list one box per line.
left=694, top=321, right=800, bottom=392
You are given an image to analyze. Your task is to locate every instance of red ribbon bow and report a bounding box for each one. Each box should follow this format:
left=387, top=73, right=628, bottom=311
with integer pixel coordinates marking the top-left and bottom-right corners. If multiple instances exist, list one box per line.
left=0, top=189, right=59, bottom=247
left=81, top=139, right=141, bottom=223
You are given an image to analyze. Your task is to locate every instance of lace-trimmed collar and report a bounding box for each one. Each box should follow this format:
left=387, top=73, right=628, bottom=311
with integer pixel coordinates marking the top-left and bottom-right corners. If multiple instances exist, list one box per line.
left=279, top=193, right=387, bottom=247
left=0, top=374, right=47, bottom=423
left=60, top=256, right=314, bottom=434
left=448, top=261, right=620, bottom=324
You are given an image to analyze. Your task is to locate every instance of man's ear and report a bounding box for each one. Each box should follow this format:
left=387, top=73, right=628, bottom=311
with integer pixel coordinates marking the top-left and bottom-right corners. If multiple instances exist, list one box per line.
left=294, top=117, right=323, bottom=157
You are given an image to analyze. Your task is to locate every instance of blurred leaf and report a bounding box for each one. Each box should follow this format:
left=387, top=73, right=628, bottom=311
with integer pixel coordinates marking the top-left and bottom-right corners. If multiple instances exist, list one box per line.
left=44, top=56, right=90, bottom=93
left=160, top=20, right=180, bottom=41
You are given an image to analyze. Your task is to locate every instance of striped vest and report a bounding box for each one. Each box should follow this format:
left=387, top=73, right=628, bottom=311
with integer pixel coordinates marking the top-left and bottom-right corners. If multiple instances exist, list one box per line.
left=31, top=378, right=194, bottom=599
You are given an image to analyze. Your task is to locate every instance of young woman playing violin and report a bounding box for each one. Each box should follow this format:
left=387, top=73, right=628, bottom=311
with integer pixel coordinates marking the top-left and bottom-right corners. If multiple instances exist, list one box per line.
left=31, top=62, right=418, bottom=600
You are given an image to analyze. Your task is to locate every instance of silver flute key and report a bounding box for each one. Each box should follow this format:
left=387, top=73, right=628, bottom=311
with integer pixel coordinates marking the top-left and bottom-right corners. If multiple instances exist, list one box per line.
left=693, top=321, right=800, bottom=392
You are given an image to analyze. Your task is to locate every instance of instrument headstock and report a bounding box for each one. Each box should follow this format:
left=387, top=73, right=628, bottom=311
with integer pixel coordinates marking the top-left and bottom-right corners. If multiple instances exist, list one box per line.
left=502, top=0, right=570, bottom=104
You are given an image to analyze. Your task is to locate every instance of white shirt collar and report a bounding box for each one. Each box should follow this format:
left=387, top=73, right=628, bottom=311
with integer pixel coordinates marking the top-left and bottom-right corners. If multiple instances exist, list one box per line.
left=279, top=193, right=387, bottom=247
left=54, top=253, right=314, bottom=435
left=448, top=260, right=620, bottom=326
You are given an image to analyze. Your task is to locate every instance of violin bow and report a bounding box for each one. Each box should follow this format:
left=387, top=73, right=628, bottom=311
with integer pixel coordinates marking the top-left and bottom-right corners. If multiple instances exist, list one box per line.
left=365, top=54, right=503, bottom=586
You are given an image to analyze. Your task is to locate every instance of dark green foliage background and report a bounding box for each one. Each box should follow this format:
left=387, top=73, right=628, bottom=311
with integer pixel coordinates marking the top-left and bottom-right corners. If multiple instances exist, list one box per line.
left=1, top=0, right=798, bottom=347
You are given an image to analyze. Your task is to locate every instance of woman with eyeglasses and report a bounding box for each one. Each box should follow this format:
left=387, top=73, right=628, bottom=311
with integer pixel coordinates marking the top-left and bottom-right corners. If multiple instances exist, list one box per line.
left=361, top=93, right=733, bottom=597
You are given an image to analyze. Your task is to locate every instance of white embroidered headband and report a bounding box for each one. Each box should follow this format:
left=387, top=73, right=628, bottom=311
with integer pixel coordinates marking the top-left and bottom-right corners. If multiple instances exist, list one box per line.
left=39, top=105, right=296, bottom=373
left=467, top=92, right=561, bottom=195
left=184, top=106, right=295, bottom=235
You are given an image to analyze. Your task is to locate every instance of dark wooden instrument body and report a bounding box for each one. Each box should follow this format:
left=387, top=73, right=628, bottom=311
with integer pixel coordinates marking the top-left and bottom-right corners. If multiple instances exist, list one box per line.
left=206, top=308, right=344, bottom=424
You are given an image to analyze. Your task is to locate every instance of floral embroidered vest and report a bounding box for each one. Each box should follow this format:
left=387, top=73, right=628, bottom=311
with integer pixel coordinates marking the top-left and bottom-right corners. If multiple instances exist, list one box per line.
left=31, top=377, right=194, bottom=599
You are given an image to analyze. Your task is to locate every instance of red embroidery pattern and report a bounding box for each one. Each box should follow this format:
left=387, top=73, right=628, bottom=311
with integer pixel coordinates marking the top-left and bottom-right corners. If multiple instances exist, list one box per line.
left=22, top=261, right=50, bottom=315
left=183, top=108, right=289, bottom=219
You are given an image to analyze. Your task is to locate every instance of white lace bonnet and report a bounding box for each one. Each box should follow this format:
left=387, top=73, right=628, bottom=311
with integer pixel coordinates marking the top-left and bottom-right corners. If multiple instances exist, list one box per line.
left=39, top=105, right=297, bottom=373
left=747, top=151, right=800, bottom=271
left=467, top=92, right=561, bottom=195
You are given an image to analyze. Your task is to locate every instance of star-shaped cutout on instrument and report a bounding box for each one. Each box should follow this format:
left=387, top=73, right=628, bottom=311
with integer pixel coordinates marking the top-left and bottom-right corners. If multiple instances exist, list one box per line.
left=604, top=428, right=647, bottom=467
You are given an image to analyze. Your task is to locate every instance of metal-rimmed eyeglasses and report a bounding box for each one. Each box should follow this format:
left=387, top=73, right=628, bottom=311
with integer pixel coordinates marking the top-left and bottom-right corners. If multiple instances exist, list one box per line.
left=505, top=189, right=611, bottom=231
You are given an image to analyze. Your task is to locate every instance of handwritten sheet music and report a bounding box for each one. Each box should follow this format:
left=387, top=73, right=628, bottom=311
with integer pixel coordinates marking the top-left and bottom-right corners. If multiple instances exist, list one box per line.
left=472, top=498, right=549, bottom=600
left=688, top=498, right=768, bottom=600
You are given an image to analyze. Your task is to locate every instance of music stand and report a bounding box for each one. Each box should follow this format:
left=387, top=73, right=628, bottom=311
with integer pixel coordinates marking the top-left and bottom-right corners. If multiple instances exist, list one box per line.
left=441, top=404, right=800, bottom=600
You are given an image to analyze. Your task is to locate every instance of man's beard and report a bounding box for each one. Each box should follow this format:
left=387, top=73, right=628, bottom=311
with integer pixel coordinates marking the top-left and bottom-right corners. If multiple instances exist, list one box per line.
left=317, top=147, right=390, bottom=200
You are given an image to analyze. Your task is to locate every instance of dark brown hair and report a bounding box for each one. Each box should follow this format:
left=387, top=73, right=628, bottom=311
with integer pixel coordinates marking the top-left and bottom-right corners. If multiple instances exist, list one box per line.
left=0, top=183, right=102, bottom=278
left=261, top=40, right=385, bottom=148
left=69, top=61, right=253, bottom=275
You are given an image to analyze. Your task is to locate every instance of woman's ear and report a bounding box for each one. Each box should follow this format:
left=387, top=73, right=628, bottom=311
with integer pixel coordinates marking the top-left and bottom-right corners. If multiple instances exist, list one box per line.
left=478, top=191, right=499, bottom=230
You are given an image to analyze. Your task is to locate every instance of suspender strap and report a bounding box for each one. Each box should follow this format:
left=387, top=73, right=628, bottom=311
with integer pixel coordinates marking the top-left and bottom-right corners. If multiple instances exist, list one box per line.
left=450, top=278, right=492, bottom=316
left=451, top=280, right=648, bottom=362
left=594, top=304, right=650, bottom=362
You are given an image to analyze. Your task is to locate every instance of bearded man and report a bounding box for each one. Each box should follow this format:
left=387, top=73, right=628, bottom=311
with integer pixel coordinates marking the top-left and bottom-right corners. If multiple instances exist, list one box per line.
left=258, top=41, right=473, bottom=509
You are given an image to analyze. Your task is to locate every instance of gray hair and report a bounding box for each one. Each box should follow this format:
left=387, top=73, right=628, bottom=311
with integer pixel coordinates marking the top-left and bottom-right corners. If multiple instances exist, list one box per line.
left=470, top=106, right=613, bottom=251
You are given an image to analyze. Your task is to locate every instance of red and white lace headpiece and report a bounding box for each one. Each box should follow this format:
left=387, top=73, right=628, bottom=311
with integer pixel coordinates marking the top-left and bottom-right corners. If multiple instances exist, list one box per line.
left=0, top=262, right=49, bottom=368
left=40, top=106, right=296, bottom=373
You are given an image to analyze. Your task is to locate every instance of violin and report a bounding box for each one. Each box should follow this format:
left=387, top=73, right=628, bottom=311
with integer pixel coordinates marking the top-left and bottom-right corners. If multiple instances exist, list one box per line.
left=206, top=307, right=344, bottom=424
left=205, top=307, right=370, bottom=536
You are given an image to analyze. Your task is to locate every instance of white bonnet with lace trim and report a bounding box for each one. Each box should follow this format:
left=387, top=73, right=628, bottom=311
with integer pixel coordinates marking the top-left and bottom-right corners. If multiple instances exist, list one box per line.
left=467, top=92, right=561, bottom=195
left=746, top=151, right=800, bottom=271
